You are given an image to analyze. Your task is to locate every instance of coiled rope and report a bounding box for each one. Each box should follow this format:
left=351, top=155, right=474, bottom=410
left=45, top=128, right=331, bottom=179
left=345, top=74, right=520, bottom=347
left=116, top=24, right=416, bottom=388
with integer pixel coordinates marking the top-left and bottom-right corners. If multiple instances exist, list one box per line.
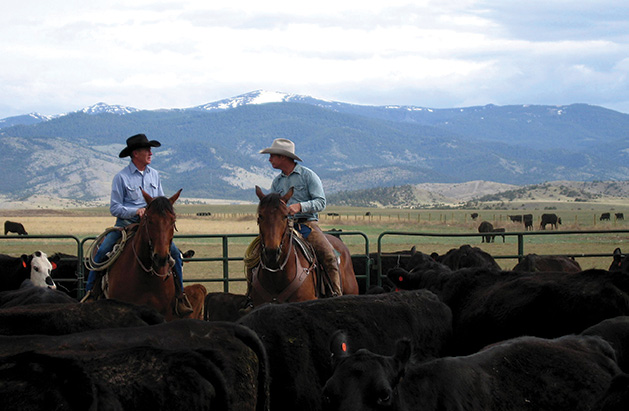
left=84, top=227, right=131, bottom=272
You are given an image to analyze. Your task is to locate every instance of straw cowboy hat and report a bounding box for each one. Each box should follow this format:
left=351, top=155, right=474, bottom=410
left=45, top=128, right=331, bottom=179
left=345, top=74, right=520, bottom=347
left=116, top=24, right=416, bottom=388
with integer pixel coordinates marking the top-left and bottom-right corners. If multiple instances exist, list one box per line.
left=119, top=134, right=162, bottom=158
left=259, top=138, right=302, bottom=162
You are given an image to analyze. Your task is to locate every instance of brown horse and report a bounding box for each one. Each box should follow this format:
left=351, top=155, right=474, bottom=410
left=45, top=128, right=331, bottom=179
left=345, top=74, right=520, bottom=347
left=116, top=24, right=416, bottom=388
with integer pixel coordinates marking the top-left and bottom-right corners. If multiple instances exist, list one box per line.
left=106, top=189, right=182, bottom=321
left=248, top=186, right=358, bottom=307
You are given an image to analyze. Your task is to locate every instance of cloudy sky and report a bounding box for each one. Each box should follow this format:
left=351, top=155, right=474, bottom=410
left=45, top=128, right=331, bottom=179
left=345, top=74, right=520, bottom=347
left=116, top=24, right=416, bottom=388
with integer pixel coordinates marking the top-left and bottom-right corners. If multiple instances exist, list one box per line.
left=1, top=0, right=628, bottom=119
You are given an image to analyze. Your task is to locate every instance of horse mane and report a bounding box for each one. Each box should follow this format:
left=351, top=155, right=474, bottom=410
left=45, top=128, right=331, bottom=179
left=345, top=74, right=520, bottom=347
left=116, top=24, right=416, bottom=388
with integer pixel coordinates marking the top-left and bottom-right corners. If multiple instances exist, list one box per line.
left=147, top=196, right=175, bottom=216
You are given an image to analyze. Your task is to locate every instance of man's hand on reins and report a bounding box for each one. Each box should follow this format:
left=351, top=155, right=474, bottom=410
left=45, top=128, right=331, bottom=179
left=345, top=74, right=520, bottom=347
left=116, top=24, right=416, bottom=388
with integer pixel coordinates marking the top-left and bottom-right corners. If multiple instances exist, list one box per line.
left=288, top=203, right=301, bottom=215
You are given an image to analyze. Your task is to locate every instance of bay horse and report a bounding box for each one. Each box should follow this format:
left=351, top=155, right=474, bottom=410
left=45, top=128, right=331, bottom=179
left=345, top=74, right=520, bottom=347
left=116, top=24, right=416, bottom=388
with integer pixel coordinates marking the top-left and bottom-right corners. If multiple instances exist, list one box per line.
left=247, top=186, right=358, bottom=307
left=106, top=189, right=182, bottom=321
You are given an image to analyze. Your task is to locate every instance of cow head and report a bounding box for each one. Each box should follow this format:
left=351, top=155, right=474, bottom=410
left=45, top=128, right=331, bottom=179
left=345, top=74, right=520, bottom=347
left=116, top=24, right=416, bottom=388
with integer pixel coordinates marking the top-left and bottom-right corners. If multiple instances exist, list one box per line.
left=23, top=251, right=57, bottom=289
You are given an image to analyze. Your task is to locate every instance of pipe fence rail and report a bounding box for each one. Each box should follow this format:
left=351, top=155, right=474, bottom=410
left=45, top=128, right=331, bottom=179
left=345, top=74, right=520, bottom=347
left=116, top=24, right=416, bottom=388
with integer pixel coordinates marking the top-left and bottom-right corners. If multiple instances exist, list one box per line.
left=2, top=228, right=627, bottom=297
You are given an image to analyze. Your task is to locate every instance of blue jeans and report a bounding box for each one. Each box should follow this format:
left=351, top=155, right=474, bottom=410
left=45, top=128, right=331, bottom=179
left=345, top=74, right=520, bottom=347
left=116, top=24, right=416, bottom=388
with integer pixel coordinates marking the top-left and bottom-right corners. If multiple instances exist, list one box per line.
left=86, top=228, right=183, bottom=292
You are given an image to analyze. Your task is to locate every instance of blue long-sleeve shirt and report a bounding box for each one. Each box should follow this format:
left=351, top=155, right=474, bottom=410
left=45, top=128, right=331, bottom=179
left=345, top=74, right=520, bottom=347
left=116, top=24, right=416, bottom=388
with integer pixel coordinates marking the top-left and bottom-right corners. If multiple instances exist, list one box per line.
left=109, top=161, right=164, bottom=222
left=270, top=164, right=326, bottom=221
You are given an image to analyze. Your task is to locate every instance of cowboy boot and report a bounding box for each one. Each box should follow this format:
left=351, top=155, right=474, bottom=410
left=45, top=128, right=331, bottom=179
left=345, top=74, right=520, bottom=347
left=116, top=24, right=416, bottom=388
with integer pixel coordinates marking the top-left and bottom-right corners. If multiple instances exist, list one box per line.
left=173, top=273, right=194, bottom=316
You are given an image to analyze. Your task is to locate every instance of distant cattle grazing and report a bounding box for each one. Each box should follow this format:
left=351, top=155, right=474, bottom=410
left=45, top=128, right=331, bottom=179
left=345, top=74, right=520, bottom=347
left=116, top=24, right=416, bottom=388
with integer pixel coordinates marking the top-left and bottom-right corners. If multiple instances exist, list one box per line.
left=523, top=213, right=533, bottom=230
left=508, top=214, right=523, bottom=223
left=477, top=221, right=504, bottom=242
left=0, top=251, right=56, bottom=291
left=470, top=212, right=478, bottom=220
left=323, top=334, right=620, bottom=411
left=512, top=253, right=582, bottom=273
left=3, top=221, right=27, bottom=235
left=365, top=211, right=371, bottom=216
left=601, top=212, right=611, bottom=221
left=327, top=212, right=339, bottom=216
left=0, top=320, right=269, bottom=411
left=617, top=213, right=625, bottom=220
left=195, top=212, right=211, bottom=216
left=237, top=290, right=452, bottom=411
left=540, top=213, right=562, bottom=229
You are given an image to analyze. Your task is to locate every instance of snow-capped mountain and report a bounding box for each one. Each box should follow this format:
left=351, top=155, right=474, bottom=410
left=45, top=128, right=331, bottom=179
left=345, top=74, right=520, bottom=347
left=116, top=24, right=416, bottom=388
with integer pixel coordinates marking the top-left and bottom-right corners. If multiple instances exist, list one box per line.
left=189, top=90, right=328, bottom=111
left=77, top=102, right=140, bottom=115
left=0, top=112, right=55, bottom=129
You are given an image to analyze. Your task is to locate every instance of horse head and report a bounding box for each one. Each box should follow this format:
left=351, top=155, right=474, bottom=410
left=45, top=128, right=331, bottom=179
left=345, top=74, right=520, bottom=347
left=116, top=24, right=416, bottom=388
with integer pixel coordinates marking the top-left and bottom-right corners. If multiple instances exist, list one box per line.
left=141, top=189, right=181, bottom=272
left=255, top=185, right=294, bottom=270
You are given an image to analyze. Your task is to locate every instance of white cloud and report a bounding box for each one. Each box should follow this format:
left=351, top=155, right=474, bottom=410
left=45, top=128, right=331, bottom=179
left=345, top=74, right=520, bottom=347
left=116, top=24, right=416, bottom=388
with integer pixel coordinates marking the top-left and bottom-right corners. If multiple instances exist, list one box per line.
left=0, top=0, right=628, bottom=117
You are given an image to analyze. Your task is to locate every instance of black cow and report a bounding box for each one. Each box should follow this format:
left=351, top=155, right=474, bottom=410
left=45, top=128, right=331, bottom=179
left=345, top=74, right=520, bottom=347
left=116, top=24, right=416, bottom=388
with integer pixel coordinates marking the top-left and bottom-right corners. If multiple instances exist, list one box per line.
left=616, top=213, right=625, bottom=221
left=323, top=334, right=620, bottom=411
left=0, top=251, right=56, bottom=291
left=204, top=292, right=252, bottom=322
left=540, top=213, right=562, bottom=229
left=0, top=280, right=76, bottom=309
left=478, top=220, right=493, bottom=242
left=582, top=316, right=629, bottom=373
left=512, top=253, right=582, bottom=273
left=435, top=244, right=501, bottom=271
left=0, top=320, right=270, bottom=411
left=609, top=248, right=629, bottom=273
left=470, top=212, right=478, bottom=220
left=593, top=373, right=629, bottom=411
left=601, top=212, right=611, bottom=221
left=3, top=220, right=27, bottom=235
left=508, top=214, right=522, bottom=223
left=478, top=221, right=503, bottom=243
left=387, top=266, right=629, bottom=355
left=351, top=248, right=417, bottom=292
left=0, top=298, right=165, bottom=335
left=237, top=290, right=452, bottom=411
left=523, top=213, right=533, bottom=230
left=47, top=252, right=81, bottom=298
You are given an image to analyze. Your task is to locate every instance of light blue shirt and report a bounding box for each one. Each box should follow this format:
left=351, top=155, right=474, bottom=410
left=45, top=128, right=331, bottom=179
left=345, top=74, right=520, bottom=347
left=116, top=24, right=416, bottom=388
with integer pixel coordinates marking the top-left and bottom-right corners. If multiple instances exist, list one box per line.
left=270, top=163, right=326, bottom=221
left=109, top=161, right=164, bottom=222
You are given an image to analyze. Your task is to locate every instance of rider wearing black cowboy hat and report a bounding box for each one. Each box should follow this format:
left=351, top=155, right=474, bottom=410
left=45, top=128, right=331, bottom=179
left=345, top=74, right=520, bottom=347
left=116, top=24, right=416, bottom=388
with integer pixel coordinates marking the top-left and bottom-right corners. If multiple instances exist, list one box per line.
left=84, top=133, right=193, bottom=315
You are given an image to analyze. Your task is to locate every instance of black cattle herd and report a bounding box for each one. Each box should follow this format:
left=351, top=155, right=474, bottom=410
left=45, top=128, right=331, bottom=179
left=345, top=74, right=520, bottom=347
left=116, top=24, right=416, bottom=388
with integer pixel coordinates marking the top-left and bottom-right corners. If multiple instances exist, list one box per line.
left=2, top=219, right=629, bottom=410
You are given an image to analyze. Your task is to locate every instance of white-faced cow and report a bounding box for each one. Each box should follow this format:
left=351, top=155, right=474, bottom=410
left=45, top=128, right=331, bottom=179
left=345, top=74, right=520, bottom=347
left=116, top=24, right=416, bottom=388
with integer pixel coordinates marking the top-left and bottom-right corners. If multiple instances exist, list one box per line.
left=0, top=251, right=56, bottom=291
left=3, top=221, right=27, bottom=235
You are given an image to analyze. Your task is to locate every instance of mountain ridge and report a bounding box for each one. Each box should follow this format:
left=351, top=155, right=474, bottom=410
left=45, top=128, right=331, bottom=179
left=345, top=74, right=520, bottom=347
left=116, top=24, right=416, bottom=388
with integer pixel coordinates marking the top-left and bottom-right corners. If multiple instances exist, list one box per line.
left=1, top=90, right=629, bottom=204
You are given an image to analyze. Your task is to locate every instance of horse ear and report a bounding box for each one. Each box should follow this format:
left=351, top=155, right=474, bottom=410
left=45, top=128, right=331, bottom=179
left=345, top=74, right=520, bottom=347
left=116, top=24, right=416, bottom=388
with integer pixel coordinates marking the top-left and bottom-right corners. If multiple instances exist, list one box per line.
left=141, top=189, right=153, bottom=205
left=281, top=187, right=294, bottom=203
left=169, top=189, right=182, bottom=205
left=255, top=186, right=265, bottom=200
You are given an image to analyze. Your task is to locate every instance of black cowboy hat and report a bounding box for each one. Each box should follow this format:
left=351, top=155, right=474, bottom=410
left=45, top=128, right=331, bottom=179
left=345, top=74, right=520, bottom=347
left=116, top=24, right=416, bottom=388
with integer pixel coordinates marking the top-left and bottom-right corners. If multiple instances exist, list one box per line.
left=119, top=134, right=161, bottom=158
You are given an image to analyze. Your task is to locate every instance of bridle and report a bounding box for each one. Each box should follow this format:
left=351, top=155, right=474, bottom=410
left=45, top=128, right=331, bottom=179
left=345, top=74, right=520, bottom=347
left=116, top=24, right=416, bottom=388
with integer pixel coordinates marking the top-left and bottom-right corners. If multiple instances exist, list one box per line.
left=132, top=202, right=176, bottom=278
left=259, top=201, right=295, bottom=272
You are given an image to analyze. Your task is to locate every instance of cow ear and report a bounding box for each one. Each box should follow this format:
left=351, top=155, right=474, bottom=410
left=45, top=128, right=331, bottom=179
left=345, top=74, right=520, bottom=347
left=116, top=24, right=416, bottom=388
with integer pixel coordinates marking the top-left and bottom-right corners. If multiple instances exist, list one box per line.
left=393, top=339, right=412, bottom=367
left=20, top=254, right=29, bottom=268
left=329, top=330, right=350, bottom=367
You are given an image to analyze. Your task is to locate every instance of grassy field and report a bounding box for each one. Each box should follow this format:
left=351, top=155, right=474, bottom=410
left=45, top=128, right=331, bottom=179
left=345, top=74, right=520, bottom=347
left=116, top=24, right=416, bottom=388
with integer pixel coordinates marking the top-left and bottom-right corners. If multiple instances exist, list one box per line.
left=2, top=201, right=629, bottom=294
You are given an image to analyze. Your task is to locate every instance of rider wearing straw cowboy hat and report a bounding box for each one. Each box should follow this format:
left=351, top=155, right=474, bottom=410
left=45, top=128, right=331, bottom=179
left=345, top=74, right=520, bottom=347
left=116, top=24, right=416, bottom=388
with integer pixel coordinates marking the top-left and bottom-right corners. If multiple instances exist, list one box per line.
left=259, top=138, right=342, bottom=296
left=84, top=133, right=193, bottom=315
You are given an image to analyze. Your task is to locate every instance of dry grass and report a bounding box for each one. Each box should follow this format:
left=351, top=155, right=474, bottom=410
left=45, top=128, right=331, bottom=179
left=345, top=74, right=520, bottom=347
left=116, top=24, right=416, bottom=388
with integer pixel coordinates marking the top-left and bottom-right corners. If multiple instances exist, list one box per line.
left=2, top=204, right=629, bottom=294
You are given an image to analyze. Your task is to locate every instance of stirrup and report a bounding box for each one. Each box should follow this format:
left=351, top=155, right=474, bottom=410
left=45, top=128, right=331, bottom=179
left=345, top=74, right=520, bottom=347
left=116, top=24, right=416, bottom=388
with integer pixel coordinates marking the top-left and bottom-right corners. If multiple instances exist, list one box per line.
left=175, top=294, right=194, bottom=316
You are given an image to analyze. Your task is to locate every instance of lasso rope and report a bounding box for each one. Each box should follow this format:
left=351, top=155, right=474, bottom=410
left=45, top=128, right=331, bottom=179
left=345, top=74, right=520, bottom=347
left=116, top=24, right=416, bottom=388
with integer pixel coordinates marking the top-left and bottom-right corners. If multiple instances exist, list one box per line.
left=84, top=227, right=131, bottom=271
left=244, top=235, right=261, bottom=272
